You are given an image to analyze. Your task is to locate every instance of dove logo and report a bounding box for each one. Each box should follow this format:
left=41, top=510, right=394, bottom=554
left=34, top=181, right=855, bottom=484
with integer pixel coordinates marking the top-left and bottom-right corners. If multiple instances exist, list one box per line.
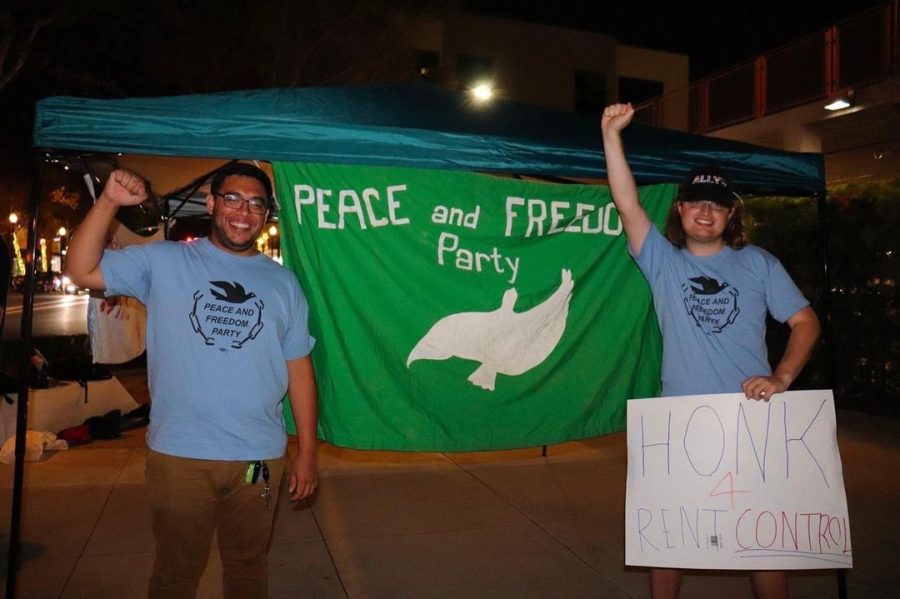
left=681, top=276, right=740, bottom=334
left=189, top=281, right=265, bottom=349
left=407, top=269, right=574, bottom=391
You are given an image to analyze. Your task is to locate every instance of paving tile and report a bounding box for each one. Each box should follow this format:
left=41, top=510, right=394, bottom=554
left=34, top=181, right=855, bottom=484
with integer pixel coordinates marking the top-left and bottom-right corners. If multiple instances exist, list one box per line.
left=4, top=556, right=76, bottom=598
left=844, top=579, right=900, bottom=598
left=467, top=459, right=626, bottom=525
left=0, top=486, right=110, bottom=560
left=270, top=487, right=325, bottom=546
left=447, top=432, right=626, bottom=468
left=785, top=570, right=846, bottom=598
left=0, top=447, right=131, bottom=490
left=662, top=568, right=843, bottom=599
left=683, top=568, right=847, bottom=599
left=834, top=424, right=900, bottom=590
left=61, top=551, right=154, bottom=599
left=63, top=548, right=270, bottom=599
left=836, top=409, right=900, bottom=450
left=83, top=483, right=154, bottom=557
left=540, top=516, right=646, bottom=597
left=327, top=524, right=628, bottom=599
left=311, top=470, right=529, bottom=540
left=315, top=443, right=455, bottom=475
left=268, top=538, right=346, bottom=599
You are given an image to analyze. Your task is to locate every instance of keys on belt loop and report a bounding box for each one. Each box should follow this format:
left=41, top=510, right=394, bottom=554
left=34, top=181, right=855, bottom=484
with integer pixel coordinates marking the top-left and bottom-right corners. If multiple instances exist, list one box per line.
left=261, top=461, right=271, bottom=509
left=245, top=460, right=272, bottom=509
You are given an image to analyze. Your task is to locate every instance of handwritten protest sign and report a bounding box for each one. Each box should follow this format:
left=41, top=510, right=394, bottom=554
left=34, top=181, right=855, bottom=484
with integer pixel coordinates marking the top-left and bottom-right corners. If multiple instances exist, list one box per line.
left=625, top=390, right=852, bottom=570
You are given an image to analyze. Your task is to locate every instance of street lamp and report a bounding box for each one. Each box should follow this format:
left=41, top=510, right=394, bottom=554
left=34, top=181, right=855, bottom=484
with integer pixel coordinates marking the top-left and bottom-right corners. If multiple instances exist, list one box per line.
left=8, top=212, right=23, bottom=276
left=51, top=226, right=69, bottom=274
left=470, top=82, right=494, bottom=103
left=267, top=225, right=280, bottom=261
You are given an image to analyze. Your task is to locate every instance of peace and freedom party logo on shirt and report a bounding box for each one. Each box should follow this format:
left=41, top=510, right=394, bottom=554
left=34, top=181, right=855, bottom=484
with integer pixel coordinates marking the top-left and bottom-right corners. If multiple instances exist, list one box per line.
left=680, top=275, right=740, bottom=334
left=189, top=281, right=265, bottom=349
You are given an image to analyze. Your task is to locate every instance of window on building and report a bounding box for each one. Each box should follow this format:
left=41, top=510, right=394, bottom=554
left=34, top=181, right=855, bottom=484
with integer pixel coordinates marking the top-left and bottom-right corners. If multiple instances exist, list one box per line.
left=574, top=70, right=607, bottom=114
left=457, top=55, right=493, bottom=86
left=416, top=50, right=440, bottom=80
left=618, top=77, right=664, bottom=105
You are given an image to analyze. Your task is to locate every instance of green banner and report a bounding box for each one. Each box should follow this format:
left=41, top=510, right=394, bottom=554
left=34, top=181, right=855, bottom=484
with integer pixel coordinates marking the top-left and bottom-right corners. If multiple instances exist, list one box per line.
left=274, top=162, right=675, bottom=451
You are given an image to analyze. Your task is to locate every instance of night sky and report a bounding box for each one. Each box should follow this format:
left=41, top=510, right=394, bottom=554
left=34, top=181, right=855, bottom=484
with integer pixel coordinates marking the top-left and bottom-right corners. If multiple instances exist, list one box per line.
left=463, top=0, right=889, bottom=77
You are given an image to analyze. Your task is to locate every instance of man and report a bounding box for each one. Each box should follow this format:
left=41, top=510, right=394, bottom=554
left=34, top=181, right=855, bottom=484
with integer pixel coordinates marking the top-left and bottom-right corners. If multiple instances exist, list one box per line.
left=601, top=103, right=821, bottom=599
left=66, top=163, right=318, bottom=598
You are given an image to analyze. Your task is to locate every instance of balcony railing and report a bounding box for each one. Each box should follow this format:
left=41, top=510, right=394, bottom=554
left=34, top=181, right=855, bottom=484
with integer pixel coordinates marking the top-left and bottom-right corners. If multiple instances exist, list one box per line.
left=636, top=1, right=898, bottom=133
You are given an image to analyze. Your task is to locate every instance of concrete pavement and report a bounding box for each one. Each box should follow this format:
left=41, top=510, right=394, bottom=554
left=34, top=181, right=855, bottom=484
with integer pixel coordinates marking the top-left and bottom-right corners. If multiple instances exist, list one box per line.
left=1, top=370, right=898, bottom=598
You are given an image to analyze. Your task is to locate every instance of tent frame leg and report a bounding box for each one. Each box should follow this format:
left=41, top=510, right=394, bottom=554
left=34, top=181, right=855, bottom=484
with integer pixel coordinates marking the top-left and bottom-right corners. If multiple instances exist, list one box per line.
left=5, top=153, right=45, bottom=598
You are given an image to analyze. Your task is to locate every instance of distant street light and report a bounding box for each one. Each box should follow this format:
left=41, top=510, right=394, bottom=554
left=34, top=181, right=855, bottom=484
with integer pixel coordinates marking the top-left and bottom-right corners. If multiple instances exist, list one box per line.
left=471, top=82, right=494, bottom=103
left=57, top=227, right=69, bottom=261
left=7, top=212, right=24, bottom=276
left=266, top=225, right=281, bottom=261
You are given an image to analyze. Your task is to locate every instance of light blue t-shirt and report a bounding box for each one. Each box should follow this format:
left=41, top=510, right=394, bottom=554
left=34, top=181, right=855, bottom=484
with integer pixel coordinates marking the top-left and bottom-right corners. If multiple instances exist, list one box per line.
left=100, top=237, right=315, bottom=460
left=633, top=227, right=808, bottom=396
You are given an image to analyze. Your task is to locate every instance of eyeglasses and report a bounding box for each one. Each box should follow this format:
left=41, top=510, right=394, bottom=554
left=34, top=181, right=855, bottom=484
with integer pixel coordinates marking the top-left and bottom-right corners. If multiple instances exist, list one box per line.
left=680, top=199, right=730, bottom=213
left=214, top=192, right=269, bottom=215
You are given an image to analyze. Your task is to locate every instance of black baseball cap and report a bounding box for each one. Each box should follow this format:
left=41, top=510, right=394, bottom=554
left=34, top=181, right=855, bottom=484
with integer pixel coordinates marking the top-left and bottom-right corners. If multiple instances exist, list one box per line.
left=679, top=165, right=739, bottom=207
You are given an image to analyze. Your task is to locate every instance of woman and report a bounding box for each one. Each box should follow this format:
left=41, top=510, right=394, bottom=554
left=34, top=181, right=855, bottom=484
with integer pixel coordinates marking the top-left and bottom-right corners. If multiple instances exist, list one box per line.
left=601, top=103, right=821, bottom=599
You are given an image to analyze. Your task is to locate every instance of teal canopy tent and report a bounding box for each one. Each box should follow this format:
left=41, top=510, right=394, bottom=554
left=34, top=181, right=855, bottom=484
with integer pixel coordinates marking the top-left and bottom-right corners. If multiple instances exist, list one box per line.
left=33, top=83, right=824, bottom=193
left=25, top=79, right=832, bottom=457
left=8, top=83, right=827, bottom=593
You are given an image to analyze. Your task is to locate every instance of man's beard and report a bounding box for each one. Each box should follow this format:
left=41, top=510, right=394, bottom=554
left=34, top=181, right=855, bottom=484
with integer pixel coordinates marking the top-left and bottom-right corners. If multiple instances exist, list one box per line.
left=211, top=217, right=259, bottom=253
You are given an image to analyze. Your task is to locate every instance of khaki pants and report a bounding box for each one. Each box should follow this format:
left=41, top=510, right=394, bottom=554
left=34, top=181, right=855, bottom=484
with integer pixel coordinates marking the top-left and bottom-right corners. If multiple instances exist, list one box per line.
left=145, top=449, right=285, bottom=599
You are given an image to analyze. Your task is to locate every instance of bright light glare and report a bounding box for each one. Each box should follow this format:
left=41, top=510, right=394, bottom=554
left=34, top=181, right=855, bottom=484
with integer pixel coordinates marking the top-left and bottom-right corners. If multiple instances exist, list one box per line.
left=471, top=83, right=494, bottom=102
left=824, top=98, right=851, bottom=111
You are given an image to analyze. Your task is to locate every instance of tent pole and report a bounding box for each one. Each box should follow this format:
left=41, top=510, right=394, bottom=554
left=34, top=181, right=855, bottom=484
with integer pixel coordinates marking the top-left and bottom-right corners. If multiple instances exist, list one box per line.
left=815, top=188, right=846, bottom=599
left=815, top=189, right=835, bottom=387
left=5, top=153, right=44, bottom=598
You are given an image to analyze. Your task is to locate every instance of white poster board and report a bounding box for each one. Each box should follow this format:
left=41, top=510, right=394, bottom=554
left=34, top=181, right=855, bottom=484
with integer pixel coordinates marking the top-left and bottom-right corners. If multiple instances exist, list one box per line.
left=88, top=220, right=160, bottom=364
left=625, top=390, right=852, bottom=570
